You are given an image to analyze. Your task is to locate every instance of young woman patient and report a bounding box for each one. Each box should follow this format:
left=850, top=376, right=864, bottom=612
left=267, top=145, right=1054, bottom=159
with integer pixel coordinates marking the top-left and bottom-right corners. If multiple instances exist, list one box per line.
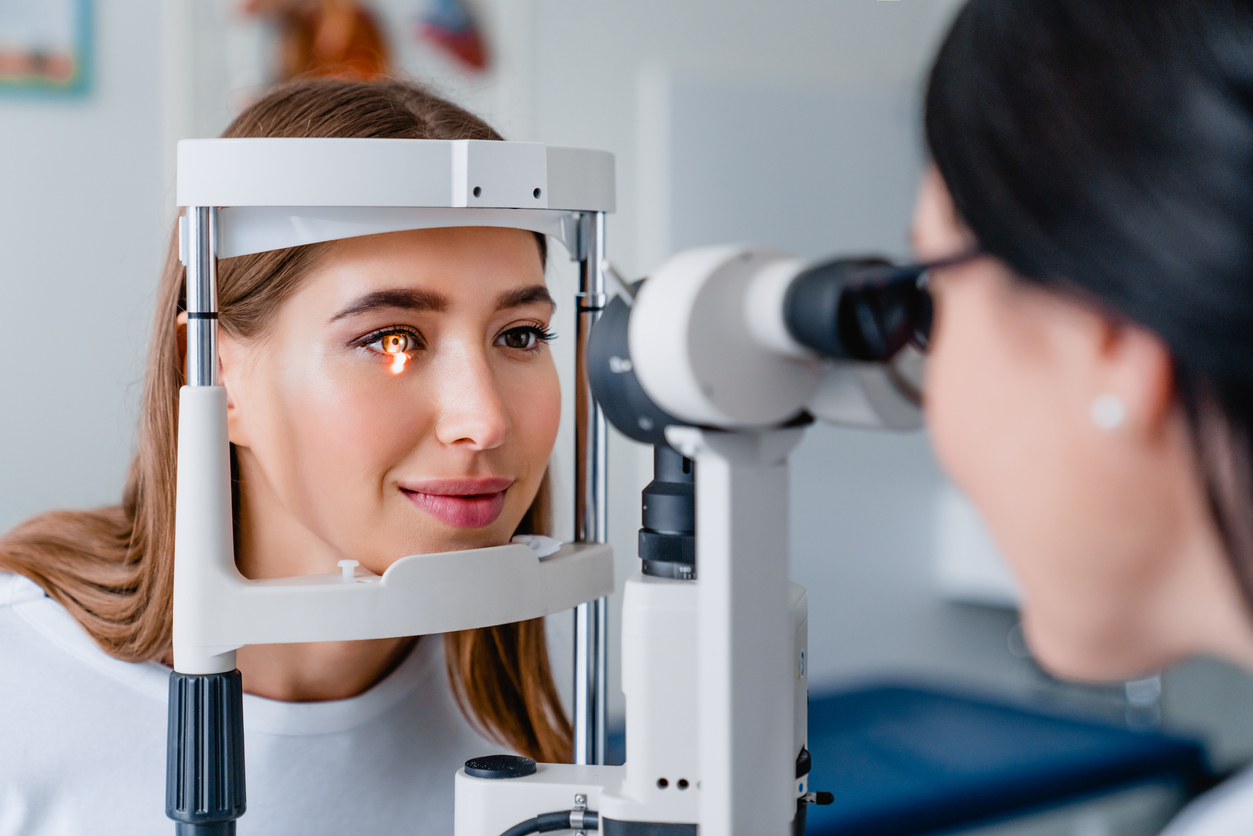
left=0, top=79, right=567, bottom=835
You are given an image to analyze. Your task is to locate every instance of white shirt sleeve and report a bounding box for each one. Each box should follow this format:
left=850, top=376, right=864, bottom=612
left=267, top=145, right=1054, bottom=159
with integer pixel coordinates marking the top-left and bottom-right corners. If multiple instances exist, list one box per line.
left=1160, top=767, right=1253, bottom=836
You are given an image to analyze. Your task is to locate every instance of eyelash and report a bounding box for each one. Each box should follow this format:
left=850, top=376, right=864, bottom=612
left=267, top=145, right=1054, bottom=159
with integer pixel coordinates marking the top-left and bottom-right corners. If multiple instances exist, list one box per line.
left=350, top=323, right=556, bottom=357
left=353, top=325, right=425, bottom=356
left=497, top=322, right=557, bottom=352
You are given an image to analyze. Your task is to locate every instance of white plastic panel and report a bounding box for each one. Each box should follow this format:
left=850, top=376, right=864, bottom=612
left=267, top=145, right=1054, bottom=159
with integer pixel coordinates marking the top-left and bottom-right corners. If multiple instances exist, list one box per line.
left=630, top=245, right=821, bottom=428
left=455, top=140, right=548, bottom=208
left=665, top=425, right=800, bottom=836
left=196, top=541, right=616, bottom=648
left=216, top=206, right=575, bottom=259
left=547, top=146, right=617, bottom=212
left=177, top=138, right=614, bottom=211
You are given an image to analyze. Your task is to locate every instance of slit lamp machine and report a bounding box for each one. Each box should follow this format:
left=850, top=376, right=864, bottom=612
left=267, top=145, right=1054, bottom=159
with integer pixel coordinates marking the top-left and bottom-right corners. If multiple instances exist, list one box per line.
left=170, top=138, right=927, bottom=836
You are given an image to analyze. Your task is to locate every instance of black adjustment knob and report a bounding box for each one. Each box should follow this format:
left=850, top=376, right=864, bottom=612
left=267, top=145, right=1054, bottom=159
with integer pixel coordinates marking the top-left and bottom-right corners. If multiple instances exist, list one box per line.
left=464, top=754, right=538, bottom=779
left=640, top=444, right=697, bottom=580
left=166, top=670, right=247, bottom=835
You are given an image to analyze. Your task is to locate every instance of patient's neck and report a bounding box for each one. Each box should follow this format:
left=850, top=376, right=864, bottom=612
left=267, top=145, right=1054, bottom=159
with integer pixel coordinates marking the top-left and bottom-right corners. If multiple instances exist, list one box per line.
left=227, top=450, right=417, bottom=703
left=235, top=637, right=417, bottom=702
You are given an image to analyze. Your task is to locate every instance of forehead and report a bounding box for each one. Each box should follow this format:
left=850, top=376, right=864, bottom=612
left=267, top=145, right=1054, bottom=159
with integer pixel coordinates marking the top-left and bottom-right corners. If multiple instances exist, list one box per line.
left=307, top=226, right=546, bottom=304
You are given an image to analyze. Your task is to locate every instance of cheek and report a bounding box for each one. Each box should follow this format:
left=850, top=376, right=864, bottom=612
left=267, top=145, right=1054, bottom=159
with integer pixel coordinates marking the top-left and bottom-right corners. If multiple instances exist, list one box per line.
left=271, top=351, right=433, bottom=519
left=926, top=275, right=1085, bottom=527
left=502, top=360, right=562, bottom=470
left=925, top=280, right=1077, bottom=593
left=925, top=280, right=1167, bottom=679
left=321, top=368, right=432, bottom=466
left=924, top=282, right=1028, bottom=499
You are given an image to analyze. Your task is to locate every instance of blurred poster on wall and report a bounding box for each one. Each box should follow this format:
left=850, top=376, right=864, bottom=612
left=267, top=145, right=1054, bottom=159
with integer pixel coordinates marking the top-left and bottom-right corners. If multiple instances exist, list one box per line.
left=0, top=0, right=90, bottom=94
left=242, top=0, right=391, bottom=82
left=417, top=0, right=489, bottom=73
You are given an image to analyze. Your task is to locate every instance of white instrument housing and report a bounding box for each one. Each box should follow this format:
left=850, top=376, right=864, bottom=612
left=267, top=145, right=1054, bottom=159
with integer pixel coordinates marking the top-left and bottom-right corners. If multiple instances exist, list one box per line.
left=455, top=571, right=809, bottom=835
left=629, top=245, right=923, bottom=431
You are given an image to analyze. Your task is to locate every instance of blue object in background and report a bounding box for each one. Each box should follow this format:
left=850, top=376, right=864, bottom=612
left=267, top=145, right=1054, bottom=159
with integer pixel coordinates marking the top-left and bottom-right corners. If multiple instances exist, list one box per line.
left=417, top=0, right=488, bottom=72
left=805, top=685, right=1208, bottom=836
left=607, top=684, right=1208, bottom=835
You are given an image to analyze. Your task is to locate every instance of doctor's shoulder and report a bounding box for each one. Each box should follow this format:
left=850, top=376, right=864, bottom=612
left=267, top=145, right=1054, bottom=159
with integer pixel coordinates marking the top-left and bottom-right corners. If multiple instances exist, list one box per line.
left=1162, top=768, right=1253, bottom=836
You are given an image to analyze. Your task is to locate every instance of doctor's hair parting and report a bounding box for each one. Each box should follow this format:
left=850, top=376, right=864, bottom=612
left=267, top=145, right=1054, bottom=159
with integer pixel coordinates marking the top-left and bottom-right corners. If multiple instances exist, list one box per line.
left=0, top=78, right=570, bottom=764
left=925, top=0, right=1253, bottom=613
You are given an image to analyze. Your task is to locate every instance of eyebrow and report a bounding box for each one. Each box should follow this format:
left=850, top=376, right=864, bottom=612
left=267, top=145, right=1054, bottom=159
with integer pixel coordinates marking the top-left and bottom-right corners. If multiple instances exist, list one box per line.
left=496, top=285, right=554, bottom=311
left=330, top=288, right=448, bottom=322
left=330, top=284, right=554, bottom=324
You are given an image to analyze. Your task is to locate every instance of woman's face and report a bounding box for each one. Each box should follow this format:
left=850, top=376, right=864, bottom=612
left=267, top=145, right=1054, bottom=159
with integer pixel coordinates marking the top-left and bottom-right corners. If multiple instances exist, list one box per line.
left=218, top=226, right=560, bottom=578
left=911, top=167, right=1242, bottom=680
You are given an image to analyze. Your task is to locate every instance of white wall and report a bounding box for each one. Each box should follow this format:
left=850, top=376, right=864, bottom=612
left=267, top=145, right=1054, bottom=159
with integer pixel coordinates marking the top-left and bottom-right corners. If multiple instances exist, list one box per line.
left=0, top=0, right=165, bottom=528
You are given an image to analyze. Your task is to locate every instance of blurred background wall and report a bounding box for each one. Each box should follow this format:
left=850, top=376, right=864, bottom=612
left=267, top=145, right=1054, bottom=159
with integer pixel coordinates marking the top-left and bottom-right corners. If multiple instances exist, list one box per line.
left=2, top=0, right=1252, bottom=778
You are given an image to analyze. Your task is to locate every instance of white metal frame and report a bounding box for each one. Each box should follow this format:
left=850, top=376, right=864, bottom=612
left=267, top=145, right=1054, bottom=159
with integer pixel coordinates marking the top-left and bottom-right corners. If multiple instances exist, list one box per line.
left=173, top=138, right=614, bottom=763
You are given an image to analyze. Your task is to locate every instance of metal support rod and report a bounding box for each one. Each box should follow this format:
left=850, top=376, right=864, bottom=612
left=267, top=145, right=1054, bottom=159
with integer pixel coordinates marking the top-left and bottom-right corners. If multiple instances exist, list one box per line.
left=185, top=207, right=218, bottom=388
left=172, top=206, right=246, bottom=834
left=573, top=211, right=609, bottom=766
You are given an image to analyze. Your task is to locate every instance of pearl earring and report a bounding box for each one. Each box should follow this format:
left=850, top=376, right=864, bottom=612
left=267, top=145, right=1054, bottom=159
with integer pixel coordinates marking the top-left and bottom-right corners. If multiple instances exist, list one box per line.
left=1090, top=393, right=1126, bottom=431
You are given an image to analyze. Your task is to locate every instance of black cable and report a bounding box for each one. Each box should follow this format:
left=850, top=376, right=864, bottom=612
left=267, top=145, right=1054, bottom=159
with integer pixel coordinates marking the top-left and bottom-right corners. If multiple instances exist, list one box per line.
left=498, top=809, right=600, bottom=836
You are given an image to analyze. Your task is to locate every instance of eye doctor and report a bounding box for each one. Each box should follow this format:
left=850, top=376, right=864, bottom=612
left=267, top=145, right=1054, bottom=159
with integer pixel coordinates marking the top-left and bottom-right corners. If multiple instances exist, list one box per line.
left=914, top=1, right=1253, bottom=833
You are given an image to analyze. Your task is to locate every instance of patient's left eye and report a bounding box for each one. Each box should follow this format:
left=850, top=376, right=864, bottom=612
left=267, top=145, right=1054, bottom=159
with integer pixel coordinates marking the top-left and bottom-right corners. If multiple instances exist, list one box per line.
left=380, top=333, right=410, bottom=355
left=358, top=329, right=420, bottom=357
left=496, top=325, right=554, bottom=351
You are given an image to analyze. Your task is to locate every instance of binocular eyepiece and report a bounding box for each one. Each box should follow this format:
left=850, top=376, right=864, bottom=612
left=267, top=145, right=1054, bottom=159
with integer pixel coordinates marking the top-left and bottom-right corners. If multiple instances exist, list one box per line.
left=784, top=257, right=932, bottom=362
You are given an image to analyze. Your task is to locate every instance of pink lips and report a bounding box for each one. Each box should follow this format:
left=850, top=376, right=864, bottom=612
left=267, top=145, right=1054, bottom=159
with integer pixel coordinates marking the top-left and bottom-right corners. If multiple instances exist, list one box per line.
left=400, top=477, right=513, bottom=529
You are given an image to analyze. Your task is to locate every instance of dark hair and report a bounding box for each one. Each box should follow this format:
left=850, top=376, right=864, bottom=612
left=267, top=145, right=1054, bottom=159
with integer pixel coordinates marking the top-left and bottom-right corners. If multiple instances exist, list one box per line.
left=925, top=0, right=1253, bottom=608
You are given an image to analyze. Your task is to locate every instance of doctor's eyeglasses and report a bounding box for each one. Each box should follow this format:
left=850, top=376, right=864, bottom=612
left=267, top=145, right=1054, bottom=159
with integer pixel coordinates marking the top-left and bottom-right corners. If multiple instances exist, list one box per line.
left=810, top=249, right=982, bottom=362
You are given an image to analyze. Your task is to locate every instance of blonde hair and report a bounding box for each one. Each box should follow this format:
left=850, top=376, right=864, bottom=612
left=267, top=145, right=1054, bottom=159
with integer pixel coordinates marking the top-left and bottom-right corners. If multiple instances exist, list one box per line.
left=0, top=78, right=571, bottom=763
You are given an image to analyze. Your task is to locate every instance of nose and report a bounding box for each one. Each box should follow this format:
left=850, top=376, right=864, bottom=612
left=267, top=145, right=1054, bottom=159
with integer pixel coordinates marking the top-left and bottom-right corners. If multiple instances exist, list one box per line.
left=432, top=345, right=510, bottom=451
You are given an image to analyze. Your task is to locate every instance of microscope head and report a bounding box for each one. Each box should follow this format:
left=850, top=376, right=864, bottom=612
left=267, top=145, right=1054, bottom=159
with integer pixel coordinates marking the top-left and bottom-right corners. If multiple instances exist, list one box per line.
left=587, top=245, right=927, bottom=439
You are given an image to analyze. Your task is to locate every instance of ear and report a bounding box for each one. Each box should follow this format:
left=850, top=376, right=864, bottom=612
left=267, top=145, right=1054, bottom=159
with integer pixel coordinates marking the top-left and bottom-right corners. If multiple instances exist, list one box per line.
left=218, top=337, right=250, bottom=448
left=181, top=311, right=250, bottom=447
left=1093, top=316, right=1176, bottom=440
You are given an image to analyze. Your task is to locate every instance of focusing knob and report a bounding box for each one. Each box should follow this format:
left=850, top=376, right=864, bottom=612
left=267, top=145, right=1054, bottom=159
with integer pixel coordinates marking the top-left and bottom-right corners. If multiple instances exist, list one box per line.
left=464, top=754, right=537, bottom=779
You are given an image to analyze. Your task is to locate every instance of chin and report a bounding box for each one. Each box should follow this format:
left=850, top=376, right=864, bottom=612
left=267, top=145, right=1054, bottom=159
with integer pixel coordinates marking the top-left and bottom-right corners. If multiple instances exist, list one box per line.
left=1021, top=606, right=1168, bottom=683
left=356, top=530, right=504, bottom=576
left=414, top=520, right=518, bottom=553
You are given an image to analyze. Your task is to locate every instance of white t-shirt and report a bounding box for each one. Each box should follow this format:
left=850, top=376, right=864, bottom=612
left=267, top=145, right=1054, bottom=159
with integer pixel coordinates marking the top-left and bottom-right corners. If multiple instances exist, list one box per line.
left=1161, top=766, right=1253, bottom=836
left=0, top=572, right=506, bottom=835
